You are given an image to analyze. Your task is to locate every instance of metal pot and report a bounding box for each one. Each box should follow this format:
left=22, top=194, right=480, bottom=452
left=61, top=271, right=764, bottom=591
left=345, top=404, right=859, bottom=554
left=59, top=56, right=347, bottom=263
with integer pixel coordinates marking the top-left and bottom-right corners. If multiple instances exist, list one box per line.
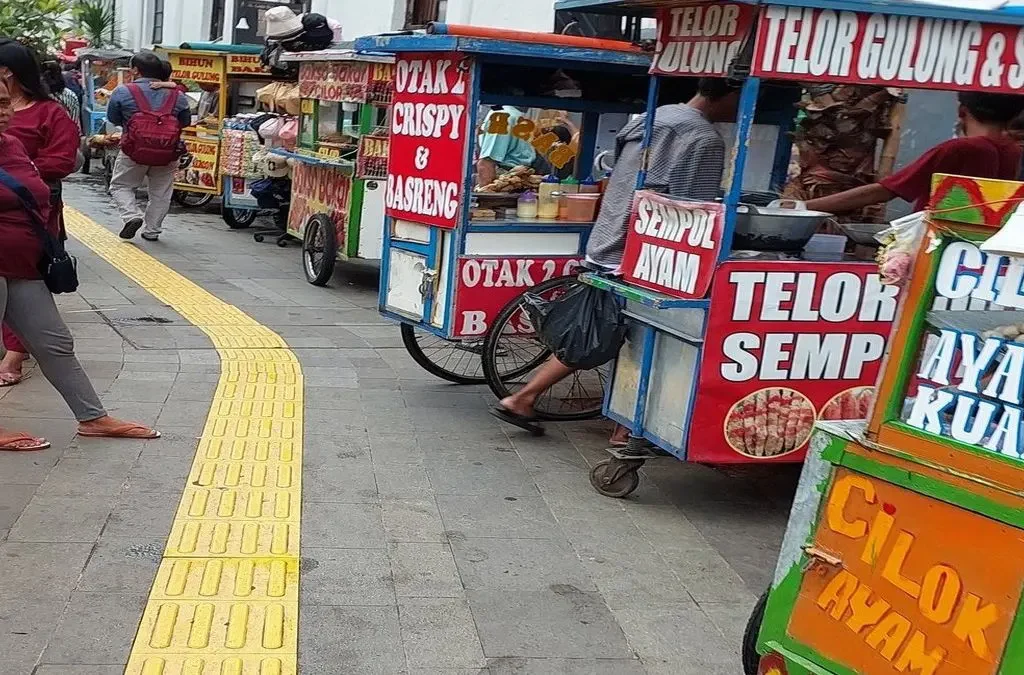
left=733, top=199, right=833, bottom=252
left=837, top=222, right=887, bottom=246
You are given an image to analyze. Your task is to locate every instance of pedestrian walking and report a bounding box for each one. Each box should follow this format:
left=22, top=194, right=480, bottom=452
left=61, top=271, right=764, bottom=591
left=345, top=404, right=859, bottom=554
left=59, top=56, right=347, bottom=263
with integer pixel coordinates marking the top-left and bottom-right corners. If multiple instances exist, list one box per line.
left=0, top=39, right=80, bottom=387
left=0, top=76, right=159, bottom=450
left=107, top=50, right=191, bottom=242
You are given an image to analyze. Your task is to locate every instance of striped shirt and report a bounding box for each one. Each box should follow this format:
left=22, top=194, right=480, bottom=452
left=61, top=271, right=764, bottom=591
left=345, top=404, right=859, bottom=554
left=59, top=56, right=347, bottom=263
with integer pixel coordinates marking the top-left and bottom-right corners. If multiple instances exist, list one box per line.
left=586, top=104, right=725, bottom=269
left=53, top=89, right=81, bottom=132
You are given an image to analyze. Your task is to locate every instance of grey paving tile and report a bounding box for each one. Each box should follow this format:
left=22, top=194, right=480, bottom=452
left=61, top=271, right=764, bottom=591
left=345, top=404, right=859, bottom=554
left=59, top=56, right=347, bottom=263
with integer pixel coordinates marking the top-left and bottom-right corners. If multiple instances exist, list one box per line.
left=374, top=463, right=434, bottom=498
left=0, top=593, right=67, bottom=675
left=7, top=495, right=113, bottom=543
left=369, top=433, right=425, bottom=466
left=33, top=667, right=126, bottom=674
left=389, top=543, right=463, bottom=598
left=701, top=599, right=761, bottom=648
left=303, top=502, right=385, bottom=549
left=155, top=400, right=212, bottom=430
left=467, top=588, right=631, bottom=659
left=300, top=548, right=395, bottom=606
left=100, top=490, right=177, bottom=542
left=0, top=484, right=36, bottom=530
left=613, top=605, right=739, bottom=670
left=437, top=495, right=560, bottom=540
left=77, top=539, right=163, bottom=594
left=36, top=453, right=137, bottom=497
left=299, top=605, right=404, bottom=675
left=426, top=456, right=539, bottom=497
left=0, top=445, right=63, bottom=484
left=576, top=548, right=694, bottom=611
left=120, top=452, right=193, bottom=494
left=41, top=592, right=147, bottom=665
left=486, top=658, right=646, bottom=674
left=0, top=542, right=92, bottom=599
left=303, top=454, right=378, bottom=504
left=400, top=597, right=486, bottom=669
left=451, top=538, right=595, bottom=592
left=381, top=498, right=446, bottom=544
left=102, top=377, right=173, bottom=403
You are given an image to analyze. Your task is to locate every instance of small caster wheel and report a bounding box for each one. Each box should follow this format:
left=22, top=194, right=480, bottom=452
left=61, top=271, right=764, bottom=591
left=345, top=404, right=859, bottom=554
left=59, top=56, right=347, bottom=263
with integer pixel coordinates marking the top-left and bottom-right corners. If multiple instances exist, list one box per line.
left=589, top=458, right=642, bottom=498
left=276, top=238, right=289, bottom=248
left=254, top=234, right=265, bottom=243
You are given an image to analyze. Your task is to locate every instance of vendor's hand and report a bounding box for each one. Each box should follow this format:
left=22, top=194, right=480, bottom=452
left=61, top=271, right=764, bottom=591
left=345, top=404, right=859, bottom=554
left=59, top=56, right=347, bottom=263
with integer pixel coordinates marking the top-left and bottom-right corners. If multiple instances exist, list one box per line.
left=150, top=81, right=179, bottom=90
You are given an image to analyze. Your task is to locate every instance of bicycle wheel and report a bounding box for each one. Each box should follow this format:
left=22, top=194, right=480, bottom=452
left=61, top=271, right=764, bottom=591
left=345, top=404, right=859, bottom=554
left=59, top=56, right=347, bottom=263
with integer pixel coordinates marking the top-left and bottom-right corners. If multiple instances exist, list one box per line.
left=482, top=275, right=606, bottom=421
left=173, top=190, right=214, bottom=208
left=400, top=323, right=486, bottom=384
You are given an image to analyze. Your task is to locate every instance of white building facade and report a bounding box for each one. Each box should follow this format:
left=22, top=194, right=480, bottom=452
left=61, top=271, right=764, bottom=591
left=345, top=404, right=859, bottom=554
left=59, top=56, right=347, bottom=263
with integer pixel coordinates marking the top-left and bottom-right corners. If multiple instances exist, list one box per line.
left=115, top=0, right=558, bottom=51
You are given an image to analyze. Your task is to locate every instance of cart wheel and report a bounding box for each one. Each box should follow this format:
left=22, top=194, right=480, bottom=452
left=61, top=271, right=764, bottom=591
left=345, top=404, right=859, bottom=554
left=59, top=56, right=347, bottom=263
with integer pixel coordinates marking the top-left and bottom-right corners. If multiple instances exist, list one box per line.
left=482, top=275, right=605, bottom=421
left=589, top=458, right=642, bottom=498
left=173, top=190, right=214, bottom=208
left=302, top=214, right=338, bottom=286
left=254, top=234, right=265, bottom=243
left=276, top=238, right=289, bottom=248
left=223, top=208, right=257, bottom=229
left=400, top=323, right=486, bottom=384
left=81, top=153, right=91, bottom=175
left=742, top=589, right=770, bottom=675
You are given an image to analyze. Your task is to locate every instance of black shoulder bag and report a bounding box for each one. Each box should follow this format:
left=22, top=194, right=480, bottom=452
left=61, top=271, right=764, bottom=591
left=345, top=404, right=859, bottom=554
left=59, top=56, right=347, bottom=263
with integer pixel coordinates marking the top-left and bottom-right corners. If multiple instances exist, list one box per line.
left=0, top=167, right=79, bottom=294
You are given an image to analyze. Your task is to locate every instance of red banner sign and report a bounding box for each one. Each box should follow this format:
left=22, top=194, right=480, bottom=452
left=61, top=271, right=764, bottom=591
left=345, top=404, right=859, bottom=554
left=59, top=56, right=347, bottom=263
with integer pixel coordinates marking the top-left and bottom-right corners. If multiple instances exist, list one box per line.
left=357, top=135, right=390, bottom=180
left=287, top=162, right=352, bottom=245
left=652, top=3, right=757, bottom=76
left=689, top=261, right=896, bottom=463
left=754, top=5, right=1024, bottom=93
left=453, top=257, right=581, bottom=337
left=620, top=191, right=723, bottom=299
left=299, top=61, right=369, bottom=103
left=385, top=52, right=471, bottom=230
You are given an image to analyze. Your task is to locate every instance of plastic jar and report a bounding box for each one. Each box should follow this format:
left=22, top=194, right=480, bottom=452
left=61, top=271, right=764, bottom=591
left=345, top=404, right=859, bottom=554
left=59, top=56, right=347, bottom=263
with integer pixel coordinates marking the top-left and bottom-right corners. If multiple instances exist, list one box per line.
left=562, top=193, right=601, bottom=222
left=517, top=191, right=539, bottom=219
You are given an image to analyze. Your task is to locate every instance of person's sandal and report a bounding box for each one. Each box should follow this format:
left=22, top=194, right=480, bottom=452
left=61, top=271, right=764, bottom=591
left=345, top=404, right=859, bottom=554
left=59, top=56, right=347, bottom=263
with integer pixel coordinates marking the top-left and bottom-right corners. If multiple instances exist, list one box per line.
left=0, top=433, right=50, bottom=451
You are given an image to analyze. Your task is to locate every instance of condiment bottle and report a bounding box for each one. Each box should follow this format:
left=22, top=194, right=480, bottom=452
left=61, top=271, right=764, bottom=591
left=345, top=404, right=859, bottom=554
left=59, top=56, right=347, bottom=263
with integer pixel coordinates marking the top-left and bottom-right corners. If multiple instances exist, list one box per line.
left=579, top=177, right=600, bottom=194
left=517, top=191, right=539, bottom=219
left=537, top=176, right=560, bottom=219
left=557, top=192, right=570, bottom=220
left=560, top=176, right=580, bottom=194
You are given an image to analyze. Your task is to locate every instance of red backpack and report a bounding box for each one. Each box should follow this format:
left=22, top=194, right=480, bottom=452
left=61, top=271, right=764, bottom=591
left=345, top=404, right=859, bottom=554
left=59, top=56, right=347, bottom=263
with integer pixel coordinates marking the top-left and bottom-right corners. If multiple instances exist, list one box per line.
left=120, top=84, right=185, bottom=166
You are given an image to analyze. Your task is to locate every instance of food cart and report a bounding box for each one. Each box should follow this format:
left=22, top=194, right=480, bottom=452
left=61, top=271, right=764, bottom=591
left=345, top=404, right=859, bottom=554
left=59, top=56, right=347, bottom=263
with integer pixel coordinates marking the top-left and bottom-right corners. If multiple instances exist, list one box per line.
left=748, top=172, right=1024, bottom=675
left=268, top=50, right=395, bottom=283
left=79, top=47, right=134, bottom=180
left=160, top=44, right=275, bottom=209
left=352, top=30, right=656, bottom=386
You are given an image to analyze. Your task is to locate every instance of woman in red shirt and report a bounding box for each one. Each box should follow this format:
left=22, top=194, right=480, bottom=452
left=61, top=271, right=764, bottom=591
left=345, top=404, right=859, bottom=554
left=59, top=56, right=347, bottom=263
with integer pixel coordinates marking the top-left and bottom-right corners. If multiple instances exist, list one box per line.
left=0, top=40, right=80, bottom=386
left=0, top=68, right=158, bottom=449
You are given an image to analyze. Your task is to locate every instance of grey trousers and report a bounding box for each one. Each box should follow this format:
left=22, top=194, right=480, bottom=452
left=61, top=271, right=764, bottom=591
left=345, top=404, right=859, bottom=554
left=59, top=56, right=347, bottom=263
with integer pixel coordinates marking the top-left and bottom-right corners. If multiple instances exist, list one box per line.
left=110, top=152, right=178, bottom=235
left=1, top=277, right=106, bottom=422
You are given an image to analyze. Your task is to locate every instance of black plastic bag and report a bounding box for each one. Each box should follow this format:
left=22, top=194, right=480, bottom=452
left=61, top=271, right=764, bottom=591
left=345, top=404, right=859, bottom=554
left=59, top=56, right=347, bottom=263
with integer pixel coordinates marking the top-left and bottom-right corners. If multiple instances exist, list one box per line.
left=523, top=284, right=627, bottom=370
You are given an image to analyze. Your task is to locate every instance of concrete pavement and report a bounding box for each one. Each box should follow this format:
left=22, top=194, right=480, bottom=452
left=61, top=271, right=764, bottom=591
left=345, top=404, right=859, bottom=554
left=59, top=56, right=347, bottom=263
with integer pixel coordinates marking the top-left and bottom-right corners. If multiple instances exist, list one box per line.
left=0, top=174, right=799, bottom=674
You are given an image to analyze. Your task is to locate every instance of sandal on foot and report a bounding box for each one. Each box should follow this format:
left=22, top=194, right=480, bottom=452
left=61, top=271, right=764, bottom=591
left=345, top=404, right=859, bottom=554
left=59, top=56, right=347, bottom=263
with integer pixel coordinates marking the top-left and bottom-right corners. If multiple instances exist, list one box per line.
left=0, top=433, right=51, bottom=451
left=78, top=422, right=160, bottom=439
left=0, top=372, right=26, bottom=387
left=489, top=405, right=544, bottom=437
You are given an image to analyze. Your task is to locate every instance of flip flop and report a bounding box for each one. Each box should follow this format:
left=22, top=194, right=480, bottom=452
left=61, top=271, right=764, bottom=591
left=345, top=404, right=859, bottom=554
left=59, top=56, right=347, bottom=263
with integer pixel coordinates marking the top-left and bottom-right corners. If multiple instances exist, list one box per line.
left=77, top=423, right=161, bottom=439
left=0, top=433, right=51, bottom=452
left=0, top=372, right=27, bottom=387
left=489, top=405, right=545, bottom=437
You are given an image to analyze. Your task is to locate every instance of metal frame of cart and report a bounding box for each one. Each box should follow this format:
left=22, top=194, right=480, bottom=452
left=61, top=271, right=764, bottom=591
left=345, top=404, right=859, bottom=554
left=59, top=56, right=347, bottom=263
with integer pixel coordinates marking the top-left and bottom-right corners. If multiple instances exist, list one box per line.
left=353, top=31, right=653, bottom=393
left=78, top=47, right=134, bottom=181
left=270, top=49, right=395, bottom=281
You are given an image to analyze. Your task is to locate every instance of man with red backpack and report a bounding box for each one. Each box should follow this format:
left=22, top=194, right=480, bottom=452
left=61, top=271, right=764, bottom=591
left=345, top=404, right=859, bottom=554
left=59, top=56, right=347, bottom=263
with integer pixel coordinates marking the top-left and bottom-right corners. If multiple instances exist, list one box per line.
left=107, top=51, right=191, bottom=241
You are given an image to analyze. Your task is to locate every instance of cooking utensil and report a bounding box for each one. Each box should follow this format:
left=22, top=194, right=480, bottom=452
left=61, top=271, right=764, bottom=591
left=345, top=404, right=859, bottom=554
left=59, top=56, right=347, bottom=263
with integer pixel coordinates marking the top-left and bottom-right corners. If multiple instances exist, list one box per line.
left=837, top=222, right=888, bottom=246
left=733, top=199, right=833, bottom=252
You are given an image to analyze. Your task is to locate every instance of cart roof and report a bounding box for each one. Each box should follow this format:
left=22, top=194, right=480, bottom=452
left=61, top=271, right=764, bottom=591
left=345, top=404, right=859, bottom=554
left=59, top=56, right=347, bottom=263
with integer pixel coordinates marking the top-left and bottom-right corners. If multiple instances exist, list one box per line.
left=555, top=0, right=1024, bottom=25
left=174, top=42, right=263, bottom=55
left=353, top=33, right=651, bottom=68
left=75, top=47, right=134, bottom=62
left=280, top=48, right=395, bottom=64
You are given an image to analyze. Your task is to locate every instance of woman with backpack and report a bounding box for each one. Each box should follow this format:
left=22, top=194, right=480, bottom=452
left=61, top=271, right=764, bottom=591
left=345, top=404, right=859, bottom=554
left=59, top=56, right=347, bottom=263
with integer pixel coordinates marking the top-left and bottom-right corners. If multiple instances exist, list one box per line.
left=0, top=39, right=80, bottom=387
left=0, top=75, right=160, bottom=449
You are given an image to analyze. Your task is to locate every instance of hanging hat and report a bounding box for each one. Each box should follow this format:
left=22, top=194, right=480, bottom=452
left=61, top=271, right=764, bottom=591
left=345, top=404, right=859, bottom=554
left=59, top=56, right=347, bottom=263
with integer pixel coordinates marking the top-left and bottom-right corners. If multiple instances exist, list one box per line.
left=264, top=6, right=304, bottom=41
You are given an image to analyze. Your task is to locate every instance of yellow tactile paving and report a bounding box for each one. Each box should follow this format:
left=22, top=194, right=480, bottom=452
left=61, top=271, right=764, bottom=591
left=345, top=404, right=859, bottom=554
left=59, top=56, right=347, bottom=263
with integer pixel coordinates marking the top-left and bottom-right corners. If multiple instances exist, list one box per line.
left=64, top=208, right=302, bottom=675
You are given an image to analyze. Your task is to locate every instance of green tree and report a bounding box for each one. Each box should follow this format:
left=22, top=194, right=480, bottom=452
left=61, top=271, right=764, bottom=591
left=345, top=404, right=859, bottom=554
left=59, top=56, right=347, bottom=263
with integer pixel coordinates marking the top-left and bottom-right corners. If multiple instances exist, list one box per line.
left=0, top=0, right=70, bottom=53
left=73, top=0, right=120, bottom=48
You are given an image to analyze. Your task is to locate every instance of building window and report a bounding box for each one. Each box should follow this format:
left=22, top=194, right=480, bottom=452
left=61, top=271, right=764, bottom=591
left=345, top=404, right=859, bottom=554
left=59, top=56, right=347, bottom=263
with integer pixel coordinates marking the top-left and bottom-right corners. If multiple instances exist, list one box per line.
left=209, top=0, right=226, bottom=41
left=406, top=0, right=446, bottom=29
left=152, top=0, right=165, bottom=44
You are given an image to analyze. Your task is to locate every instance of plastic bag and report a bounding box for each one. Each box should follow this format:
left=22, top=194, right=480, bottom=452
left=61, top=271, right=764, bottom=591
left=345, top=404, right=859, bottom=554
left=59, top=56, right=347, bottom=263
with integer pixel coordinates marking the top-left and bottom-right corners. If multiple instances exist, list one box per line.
left=523, top=284, right=627, bottom=370
left=875, top=211, right=926, bottom=286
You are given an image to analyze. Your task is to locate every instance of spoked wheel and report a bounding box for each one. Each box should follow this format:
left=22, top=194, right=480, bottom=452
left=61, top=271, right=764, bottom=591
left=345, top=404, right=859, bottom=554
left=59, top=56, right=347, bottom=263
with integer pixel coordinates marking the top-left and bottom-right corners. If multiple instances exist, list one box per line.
left=482, top=275, right=606, bottom=421
left=400, top=323, right=486, bottom=384
left=223, top=207, right=258, bottom=229
left=742, top=590, right=770, bottom=675
left=173, top=190, right=214, bottom=208
left=302, top=214, right=338, bottom=286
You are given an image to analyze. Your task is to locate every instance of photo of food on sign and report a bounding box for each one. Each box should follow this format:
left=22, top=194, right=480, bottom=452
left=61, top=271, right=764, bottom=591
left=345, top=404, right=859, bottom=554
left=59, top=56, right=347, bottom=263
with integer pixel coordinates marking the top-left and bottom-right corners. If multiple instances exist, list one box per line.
left=901, top=237, right=1024, bottom=461
left=724, top=388, right=815, bottom=458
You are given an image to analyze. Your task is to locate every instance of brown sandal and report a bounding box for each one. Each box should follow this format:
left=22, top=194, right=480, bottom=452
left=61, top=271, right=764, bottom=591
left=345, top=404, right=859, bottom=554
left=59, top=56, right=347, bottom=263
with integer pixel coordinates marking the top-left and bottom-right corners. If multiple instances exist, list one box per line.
left=78, top=422, right=160, bottom=439
left=0, top=433, right=51, bottom=451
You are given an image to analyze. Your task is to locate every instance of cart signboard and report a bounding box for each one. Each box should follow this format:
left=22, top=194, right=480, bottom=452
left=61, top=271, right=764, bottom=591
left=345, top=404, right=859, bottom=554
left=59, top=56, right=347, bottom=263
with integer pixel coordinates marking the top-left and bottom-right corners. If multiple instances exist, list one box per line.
left=368, top=61, right=396, bottom=106
left=753, top=5, right=1024, bottom=93
left=690, top=261, right=897, bottom=462
left=177, top=136, right=220, bottom=193
left=299, top=61, right=370, bottom=103
left=385, top=52, right=471, bottom=230
left=168, top=52, right=224, bottom=86
left=357, top=135, right=390, bottom=180
left=226, top=54, right=271, bottom=76
left=452, top=257, right=582, bottom=337
left=652, top=2, right=757, bottom=76
left=620, top=191, right=724, bottom=299
left=287, top=161, right=353, bottom=243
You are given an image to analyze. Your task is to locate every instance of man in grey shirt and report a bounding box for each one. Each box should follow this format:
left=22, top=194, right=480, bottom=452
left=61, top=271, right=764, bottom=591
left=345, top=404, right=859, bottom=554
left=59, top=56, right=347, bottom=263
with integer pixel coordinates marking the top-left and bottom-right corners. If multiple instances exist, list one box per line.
left=491, top=78, right=740, bottom=438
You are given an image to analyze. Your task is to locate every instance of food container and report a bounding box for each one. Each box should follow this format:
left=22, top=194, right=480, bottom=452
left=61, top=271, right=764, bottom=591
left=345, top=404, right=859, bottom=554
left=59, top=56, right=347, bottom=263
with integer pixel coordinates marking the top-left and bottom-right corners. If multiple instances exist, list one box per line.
left=562, top=193, right=601, bottom=222
left=560, top=176, right=579, bottom=194
left=837, top=222, right=887, bottom=246
left=517, top=191, right=539, bottom=219
left=538, top=179, right=561, bottom=220
left=579, top=177, right=601, bottom=194
left=733, top=199, right=833, bottom=252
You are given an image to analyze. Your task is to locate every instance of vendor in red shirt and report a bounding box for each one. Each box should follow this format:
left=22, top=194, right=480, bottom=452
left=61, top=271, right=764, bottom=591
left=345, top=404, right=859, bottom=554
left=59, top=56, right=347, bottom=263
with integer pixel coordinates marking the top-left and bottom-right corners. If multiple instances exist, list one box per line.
left=805, top=92, right=1024, bottom=214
